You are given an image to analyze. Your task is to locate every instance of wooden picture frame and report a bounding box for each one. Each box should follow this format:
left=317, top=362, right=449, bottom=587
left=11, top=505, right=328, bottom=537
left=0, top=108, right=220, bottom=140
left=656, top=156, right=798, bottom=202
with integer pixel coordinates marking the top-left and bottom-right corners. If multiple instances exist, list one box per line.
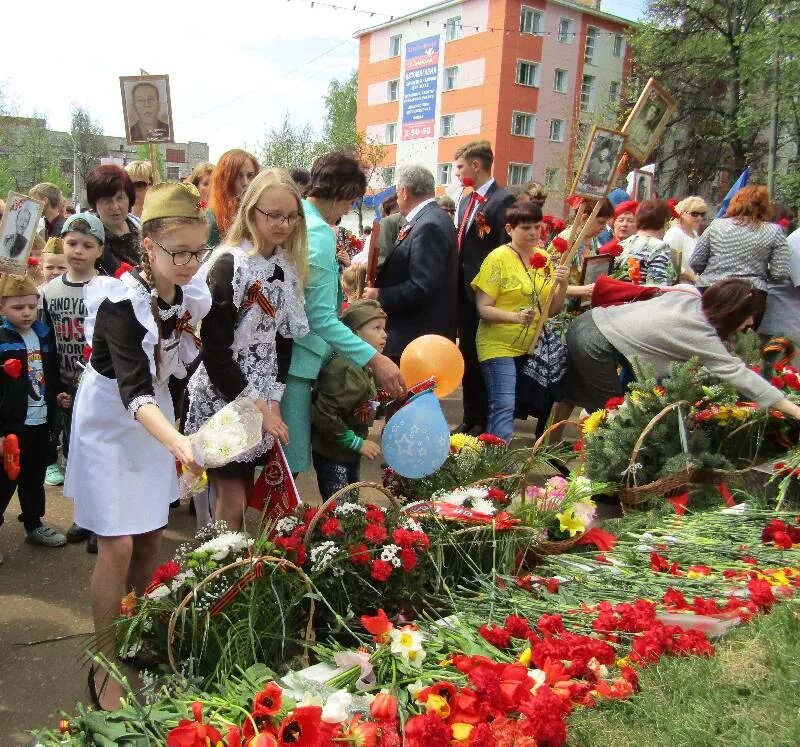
left=622, top=78, right=677, bottom=164
left=0, top=192, right=44, bottom=272
left=572, top=126, right=627, bottom=200
left=120, top=74, right=174, bottom=144
left=579, top=254, right=614, bottom=285
left=632, top=169, right=654, bottom=201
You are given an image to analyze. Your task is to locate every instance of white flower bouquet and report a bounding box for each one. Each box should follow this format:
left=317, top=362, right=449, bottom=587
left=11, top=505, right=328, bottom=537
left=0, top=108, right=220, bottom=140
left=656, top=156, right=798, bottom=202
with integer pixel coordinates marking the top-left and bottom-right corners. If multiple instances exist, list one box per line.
left=180, top=396, right=264, bottom=496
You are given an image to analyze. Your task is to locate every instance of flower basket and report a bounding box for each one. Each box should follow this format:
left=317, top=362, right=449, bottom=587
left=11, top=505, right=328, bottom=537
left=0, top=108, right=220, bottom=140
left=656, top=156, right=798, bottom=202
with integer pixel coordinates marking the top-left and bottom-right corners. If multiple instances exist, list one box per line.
left=618, top=401, right=695, bottom=510
left=166, top=555, right=314, bottom=677
left=302, top=482, right=402, bottom=544
left=533, top=532, right=586, bottom=556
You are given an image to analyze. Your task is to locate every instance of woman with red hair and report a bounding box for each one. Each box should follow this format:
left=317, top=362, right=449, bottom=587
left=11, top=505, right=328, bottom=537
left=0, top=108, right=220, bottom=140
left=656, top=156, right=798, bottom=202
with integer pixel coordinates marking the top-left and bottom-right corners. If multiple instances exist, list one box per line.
left=690, top=185, right=789, bottom=302
left=206, top=149, right=259, bottom=246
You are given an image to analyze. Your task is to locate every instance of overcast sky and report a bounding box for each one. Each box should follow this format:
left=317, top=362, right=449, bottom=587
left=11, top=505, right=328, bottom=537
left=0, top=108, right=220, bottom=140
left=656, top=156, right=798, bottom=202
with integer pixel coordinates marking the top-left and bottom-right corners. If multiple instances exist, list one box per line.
left=1, top=0, right=645, bottom=161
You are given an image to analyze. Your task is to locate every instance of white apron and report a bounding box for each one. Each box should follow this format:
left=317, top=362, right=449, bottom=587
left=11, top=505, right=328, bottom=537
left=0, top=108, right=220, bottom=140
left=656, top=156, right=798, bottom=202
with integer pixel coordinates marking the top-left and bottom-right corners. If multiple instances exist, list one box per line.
left=64, top=271, right=211, bottom=537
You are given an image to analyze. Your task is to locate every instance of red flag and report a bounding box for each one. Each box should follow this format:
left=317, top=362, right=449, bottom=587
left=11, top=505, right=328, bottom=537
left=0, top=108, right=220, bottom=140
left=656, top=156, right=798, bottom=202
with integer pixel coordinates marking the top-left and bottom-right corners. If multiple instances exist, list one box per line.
left=666, top=491, right=690, bottom=515
left=248, top=442, right=300, bottom=522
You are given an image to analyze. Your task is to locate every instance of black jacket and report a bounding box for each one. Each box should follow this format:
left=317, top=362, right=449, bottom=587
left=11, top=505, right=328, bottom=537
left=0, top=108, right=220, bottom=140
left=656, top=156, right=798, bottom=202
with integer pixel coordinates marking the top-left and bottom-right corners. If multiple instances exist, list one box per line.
left=376, top=201, right=458, bottom=358
left=0, top=318, right=62, bottom=435
left=457, top=181, right=516, bottom=305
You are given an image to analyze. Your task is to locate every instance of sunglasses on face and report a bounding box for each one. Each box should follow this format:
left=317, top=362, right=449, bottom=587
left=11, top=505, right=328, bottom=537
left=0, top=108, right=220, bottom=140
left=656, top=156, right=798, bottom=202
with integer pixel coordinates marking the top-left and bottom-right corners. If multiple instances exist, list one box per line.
left=689, top=211, right=706, bottom=218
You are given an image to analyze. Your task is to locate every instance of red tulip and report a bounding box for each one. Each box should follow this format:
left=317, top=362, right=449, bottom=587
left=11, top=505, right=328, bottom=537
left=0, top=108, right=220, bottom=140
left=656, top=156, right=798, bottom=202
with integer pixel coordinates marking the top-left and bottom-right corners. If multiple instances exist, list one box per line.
left=370, top=691, right=398, bottom=722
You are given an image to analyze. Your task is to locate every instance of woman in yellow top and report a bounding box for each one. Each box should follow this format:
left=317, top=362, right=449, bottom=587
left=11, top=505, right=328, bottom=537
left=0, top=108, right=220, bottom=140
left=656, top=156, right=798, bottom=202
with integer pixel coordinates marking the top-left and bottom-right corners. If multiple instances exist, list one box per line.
left=471, top=201, right=569, bottom=442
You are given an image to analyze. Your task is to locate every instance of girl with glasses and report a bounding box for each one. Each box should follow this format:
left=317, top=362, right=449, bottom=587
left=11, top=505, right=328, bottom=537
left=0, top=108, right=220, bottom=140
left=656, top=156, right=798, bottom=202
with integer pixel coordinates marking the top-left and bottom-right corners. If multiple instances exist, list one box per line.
left=185, top=169, right=309, bottom=531
left=65, top=183, right=211, bottom=710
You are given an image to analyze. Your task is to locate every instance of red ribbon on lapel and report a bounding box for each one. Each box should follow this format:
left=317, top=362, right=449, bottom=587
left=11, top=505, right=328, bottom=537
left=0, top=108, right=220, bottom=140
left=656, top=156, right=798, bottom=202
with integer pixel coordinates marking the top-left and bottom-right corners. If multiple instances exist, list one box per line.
left=242, top=281, right=276, bottom=318
left=175, top=311, right=201, bottom=349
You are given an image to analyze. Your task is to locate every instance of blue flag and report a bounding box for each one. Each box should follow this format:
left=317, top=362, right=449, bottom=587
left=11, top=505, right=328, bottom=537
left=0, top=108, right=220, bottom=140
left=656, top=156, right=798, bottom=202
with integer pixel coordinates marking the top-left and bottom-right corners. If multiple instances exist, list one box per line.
left=716, top=167, right=749, bottom=218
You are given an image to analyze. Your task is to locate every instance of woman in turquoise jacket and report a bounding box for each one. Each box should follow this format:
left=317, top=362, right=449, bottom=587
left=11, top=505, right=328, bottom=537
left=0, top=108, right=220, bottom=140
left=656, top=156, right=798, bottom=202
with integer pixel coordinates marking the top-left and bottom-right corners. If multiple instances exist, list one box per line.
left=283, top=153, right=405, bottom=474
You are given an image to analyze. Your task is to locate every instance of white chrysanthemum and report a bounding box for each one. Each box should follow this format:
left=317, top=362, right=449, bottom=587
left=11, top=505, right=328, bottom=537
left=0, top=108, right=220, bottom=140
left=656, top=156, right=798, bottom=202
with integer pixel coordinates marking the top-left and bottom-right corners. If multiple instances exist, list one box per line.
left=194, top=531, right=253, bottom=561
left=276, top=516, right=300, bottom=535
left=334, top=502, right=367, bottom=517
left=464, top=487, right=489, bottom=500
left=310, top=541, right=340, bottom=572
left=469, top=496, right=497, bottom=516
left=400, top=517, right=423, bottom=533
left=381, top=544, right=402, bottom=567
left=438, top=489, right=468, bottom=506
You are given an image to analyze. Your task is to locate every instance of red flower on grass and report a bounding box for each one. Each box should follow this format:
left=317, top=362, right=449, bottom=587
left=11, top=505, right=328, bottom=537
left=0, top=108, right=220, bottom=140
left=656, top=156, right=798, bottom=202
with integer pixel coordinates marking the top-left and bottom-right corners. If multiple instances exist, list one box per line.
left=254, top=682, right=283, bottom=716
left=370, top=559, right=393, bottom=582
left=149, top=559, right=181, bottom=588
left=478, top=623, right=511, bottom=649
left=403, top=712, right=450, bottom=747
left=361, top=608, right=393, bottom=642
left=166, top=702, right=222, bottom=747
left=276, top=705, right=322, bottom=746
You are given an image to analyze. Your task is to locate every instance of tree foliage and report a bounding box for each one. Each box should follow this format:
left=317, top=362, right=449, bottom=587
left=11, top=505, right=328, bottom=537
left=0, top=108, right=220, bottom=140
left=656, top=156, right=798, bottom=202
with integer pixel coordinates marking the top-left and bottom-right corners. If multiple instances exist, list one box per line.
left=322, top=71, right=359, bottom=152
left=629, top=0, right=800, bottom=194
left=136, top=144, right=165, bottom=181
left=260, top=111, right=324, bottom=171
left=70, top=106, right=107, bottom=185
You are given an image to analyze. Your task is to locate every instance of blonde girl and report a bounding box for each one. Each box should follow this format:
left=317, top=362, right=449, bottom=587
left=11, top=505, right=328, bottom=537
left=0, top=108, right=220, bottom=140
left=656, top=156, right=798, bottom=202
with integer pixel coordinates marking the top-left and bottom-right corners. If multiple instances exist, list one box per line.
left=185, top=169, right=309, bottom=531
left=65, top=182, right=211, bottom=709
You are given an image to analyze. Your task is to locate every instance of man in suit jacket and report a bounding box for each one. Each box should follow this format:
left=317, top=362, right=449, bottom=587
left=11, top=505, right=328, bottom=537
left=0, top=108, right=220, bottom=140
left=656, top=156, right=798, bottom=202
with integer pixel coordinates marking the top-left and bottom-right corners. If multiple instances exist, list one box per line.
left=453, top=140, right=516, bottom=435
left=365, top=166, right=457, bottom=360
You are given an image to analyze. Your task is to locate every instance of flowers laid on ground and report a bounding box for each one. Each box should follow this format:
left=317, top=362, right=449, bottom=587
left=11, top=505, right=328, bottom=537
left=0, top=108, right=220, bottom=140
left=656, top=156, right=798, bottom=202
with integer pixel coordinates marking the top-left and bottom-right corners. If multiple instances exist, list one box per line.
left=520, top=474, right=598, bottom=540
left=274, top=494, right=433, bottom=619
left=383, top=432, right=518, bottom=502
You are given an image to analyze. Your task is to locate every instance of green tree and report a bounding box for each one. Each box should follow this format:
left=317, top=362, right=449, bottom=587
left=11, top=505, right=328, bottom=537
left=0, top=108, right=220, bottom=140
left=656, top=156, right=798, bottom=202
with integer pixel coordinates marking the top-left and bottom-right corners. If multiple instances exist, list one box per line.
left=322, top=71, right=359, bottom=152
left=136, top=144, right=165, bottom=181
left=0, top=157, right=14, bottom=197
left=354, top=134, right=386, bottom=230
left=629, top=0, right=798, bottom=193
left=42, top=163, right=72, bottom=199
left=70, top=106, right=107, bottom=187
left=259, top=112, right=323, bottom=171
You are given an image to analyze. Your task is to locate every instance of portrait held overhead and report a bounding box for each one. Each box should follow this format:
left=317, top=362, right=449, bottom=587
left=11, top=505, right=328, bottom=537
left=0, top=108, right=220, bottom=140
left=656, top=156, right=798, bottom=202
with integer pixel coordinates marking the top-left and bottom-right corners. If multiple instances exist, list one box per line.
left=3, top=1, right=800, bottom=745
left=119, top=74, right=174, bottom=144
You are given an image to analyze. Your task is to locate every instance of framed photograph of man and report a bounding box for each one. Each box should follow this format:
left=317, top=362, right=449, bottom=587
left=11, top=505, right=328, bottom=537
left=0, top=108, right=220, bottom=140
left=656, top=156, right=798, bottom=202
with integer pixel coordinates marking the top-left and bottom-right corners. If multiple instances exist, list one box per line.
left=623, top=78, right=677, bottom=164
left=579, top=254, right=614, bottom=286
left=120, top=74, right=174, bottom=144
left=632, top=169, right=654, bottom=202
left=573, top=127, right=627, bottom=200
left=0, top=192, right=44, bottom=271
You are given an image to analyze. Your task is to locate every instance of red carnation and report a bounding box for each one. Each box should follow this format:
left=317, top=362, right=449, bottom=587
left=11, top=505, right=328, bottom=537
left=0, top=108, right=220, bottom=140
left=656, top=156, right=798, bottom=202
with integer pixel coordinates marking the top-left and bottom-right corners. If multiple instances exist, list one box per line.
left=364, top=522, right=388, bottom=544
left=349, top=543, right=371, bottom=566
left=748, top=579, right=776, bottom=609
left=487, top=487, right=508, bottom=503
left=778, top=217, right=790, bottom=231
left=461, top=177, right=475, bottom=188
left=2, top=359, right=22, bottom=379
left=114, top=262, right=133, bottom=279
left=404, top=712, right=451, bottom=747
left=529, top=252, right=548, bottom=269
left=27, top=256, right=40, bottom=267
left=82, top=344, right=92, bottom=363
left=150, top=560, right=181, bottom=587
left=400, top=546, right=417, bottom=571
left=667, top=198, right=681, bottom=220
left=604, top=396, right=625, bottom=411
left=478, top=623, right=511, bottom=649
left=370, top=559, right=393, bottom=582
left=551, top=236, right=569, bottom=254
left=321, top=517, right=342, bottom=538
left=477, top=433, right=507, bottom=446
left=599, top=237, right=622, bottom=256
left=365, top=507, right=385, bottom=523
left=504, top=614, right=531, bottom=639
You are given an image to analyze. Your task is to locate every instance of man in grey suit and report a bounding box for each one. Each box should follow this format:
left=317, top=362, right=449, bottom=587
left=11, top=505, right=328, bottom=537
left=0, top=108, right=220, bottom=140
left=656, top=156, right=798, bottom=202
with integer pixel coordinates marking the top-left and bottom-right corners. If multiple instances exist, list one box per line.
left=364, top=166, right=458, bottom=361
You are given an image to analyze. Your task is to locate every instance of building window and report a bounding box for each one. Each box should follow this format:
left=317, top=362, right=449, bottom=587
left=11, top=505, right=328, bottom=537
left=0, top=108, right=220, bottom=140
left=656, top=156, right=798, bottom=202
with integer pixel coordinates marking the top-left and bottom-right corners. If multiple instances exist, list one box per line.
left=444, top=66, right=458, bottom=91
left=515, top=60, right=540, bottom=87
left=440, top=114, right=455, bottom=137
left=389, top=34, right=402, bottom=57
left=557, top=17, right=573, bottom=43
left=508, top=163, right=533, bottom=186
left=385, top=123, right=397, bottom=144
left=387, top=80, right=399, bottom=102
left=437, top=163, right=452, bottom=185
left=520, top=6, right=543, bottom=34
left=166, top=165, right=180, bottom=180
left=608, top=81, right=621, bottom=103
left=544, top=167, right=559, bottom=190
left=613, top=34, right=624, bottom=58
left=549, top=119, right=564, bottom=142
left=553, top=68, right=568, bottom=93
left=580, top=75, right=596, bottom=112
left=511, top=111, right=536, bottom=138
left=445, top=16, right=461, bottom=41
left=584, top=26, right=598, bottom=64
left=383, top=166, right=395, bottom=185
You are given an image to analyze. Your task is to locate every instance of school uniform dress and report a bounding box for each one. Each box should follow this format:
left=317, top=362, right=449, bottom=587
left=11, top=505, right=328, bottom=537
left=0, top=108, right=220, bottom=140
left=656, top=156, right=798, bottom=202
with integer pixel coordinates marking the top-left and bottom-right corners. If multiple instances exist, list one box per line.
left=65, top=270, right=211, bottom=537
left=185, top=242, right=308, bottom=476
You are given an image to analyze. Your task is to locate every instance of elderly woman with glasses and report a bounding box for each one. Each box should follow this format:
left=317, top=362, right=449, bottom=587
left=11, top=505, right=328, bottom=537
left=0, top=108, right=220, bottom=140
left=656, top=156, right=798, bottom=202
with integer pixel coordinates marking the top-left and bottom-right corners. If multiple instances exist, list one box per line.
left=664, top=195, right=707, bottom=282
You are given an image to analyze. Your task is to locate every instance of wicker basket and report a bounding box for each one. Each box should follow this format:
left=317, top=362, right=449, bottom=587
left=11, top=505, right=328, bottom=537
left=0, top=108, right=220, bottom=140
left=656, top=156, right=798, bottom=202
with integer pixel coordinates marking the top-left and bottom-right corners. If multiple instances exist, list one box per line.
left=303, top=481, right=401, bottom=544
left=166, top=555, right=314, bottom=676
left=692, top=466, right=752, bottom=485
left=617, top=401, right=695, bottom=510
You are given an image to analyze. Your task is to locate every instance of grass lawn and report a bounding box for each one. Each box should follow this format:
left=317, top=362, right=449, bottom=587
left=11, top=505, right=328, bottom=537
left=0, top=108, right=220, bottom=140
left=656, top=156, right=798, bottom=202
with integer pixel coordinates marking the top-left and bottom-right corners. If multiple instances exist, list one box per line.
left=567, top=602, right=800, bottom=746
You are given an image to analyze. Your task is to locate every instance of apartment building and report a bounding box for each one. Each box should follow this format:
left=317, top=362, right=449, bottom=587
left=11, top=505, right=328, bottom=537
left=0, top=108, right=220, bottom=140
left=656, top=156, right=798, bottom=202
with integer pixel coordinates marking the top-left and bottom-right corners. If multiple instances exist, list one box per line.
left=354, top=0, right=632, bottom=213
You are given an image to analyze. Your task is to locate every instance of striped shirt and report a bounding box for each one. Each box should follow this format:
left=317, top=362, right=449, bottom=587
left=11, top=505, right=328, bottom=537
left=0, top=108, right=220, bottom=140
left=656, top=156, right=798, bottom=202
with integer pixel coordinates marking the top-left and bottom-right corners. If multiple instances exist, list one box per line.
left=690, top=218, right=790, bottom=291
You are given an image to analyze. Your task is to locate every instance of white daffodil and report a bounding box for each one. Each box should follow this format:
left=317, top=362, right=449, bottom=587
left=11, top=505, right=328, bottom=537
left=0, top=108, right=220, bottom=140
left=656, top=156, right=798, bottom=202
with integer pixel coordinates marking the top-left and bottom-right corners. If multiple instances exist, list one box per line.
left=389, top=625, right=426, bottom=666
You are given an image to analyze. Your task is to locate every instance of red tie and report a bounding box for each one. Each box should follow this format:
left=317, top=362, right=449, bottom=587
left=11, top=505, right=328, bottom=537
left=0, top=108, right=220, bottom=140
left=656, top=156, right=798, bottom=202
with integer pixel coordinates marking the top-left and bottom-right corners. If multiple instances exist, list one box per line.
left=457, top=192, right=479, bottom=252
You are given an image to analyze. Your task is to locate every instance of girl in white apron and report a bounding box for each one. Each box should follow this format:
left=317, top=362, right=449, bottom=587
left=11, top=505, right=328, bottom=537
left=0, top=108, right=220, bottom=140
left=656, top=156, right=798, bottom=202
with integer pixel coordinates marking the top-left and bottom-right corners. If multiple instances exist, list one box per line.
left=65, top=182, right=211, bottom=710
left=185, top=169, right=309, bottom=531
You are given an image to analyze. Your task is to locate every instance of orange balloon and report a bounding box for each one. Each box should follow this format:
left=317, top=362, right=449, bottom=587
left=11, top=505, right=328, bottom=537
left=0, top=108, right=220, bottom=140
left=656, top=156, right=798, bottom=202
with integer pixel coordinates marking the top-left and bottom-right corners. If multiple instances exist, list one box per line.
left=400, top=335, right=464, bottom=398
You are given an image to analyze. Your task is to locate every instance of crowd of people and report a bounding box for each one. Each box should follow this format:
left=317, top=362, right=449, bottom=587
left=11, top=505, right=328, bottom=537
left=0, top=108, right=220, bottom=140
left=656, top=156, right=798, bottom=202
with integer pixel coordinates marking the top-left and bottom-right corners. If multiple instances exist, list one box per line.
left=0, top=137, right=798, bottom=709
